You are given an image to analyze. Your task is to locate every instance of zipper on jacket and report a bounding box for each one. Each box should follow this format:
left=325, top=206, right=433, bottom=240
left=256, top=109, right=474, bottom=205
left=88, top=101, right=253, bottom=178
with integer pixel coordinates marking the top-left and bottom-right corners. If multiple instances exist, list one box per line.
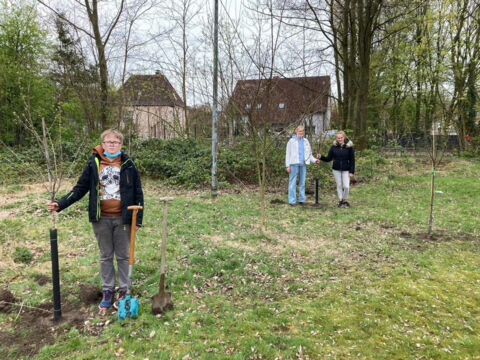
left=122, top=158, right=132, bottom=184
left=95, top=157, right=101, bottom=221
left=121, top=158, right=132, bottom=170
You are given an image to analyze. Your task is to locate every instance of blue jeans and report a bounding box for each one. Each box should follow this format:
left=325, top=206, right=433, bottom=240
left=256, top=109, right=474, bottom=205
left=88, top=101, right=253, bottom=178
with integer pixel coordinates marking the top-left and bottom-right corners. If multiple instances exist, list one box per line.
left=288, top=164, right=307, bottom=205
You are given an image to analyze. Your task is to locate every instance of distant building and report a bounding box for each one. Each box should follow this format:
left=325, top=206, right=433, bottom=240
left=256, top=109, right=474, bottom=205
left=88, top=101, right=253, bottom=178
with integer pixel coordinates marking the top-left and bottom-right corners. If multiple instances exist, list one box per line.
left=188, top=105, right=212, bottom=139
left=226, top=76, right=331, bottom=137
left=120, top=71, right=186, bottom=140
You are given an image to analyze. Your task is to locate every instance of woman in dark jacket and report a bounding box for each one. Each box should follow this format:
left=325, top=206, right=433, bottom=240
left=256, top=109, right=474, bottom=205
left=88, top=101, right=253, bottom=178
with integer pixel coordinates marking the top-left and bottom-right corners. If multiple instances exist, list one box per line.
left=320, top=131, right=355, bottom=208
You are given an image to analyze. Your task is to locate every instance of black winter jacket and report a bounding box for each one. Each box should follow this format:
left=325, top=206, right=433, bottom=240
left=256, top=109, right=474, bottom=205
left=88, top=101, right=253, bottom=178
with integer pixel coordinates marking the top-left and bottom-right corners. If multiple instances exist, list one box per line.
left=320, top=140, right=355, bottom=174
left=56, top=153, right=144, bottom=226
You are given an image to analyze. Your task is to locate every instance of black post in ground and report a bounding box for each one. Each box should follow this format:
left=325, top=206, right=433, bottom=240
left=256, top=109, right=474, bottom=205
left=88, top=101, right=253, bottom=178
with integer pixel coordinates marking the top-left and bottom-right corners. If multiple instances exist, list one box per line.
left=315, top=178, right=320, bottom=205
left=50, top=228, right=62, bottom=321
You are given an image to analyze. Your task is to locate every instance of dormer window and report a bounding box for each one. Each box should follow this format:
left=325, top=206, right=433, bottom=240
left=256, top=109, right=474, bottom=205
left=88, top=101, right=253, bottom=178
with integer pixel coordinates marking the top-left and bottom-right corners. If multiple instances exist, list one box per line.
left=256, top=103, right=262, bottom=110
left=278, top=103, right=285, bottom=109
left=245, top=104, right=251, bottom=110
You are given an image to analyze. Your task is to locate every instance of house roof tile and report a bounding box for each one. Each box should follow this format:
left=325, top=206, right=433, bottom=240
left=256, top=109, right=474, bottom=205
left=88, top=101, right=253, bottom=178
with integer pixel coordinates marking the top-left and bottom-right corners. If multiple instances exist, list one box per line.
left=228, top=76, right=330, bottom=124
left=121, top=74, right=185, bottom=107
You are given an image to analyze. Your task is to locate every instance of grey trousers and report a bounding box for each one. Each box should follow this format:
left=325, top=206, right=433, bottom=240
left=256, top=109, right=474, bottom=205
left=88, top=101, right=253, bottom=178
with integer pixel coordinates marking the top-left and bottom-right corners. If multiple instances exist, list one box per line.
left=92, top=217, right=131, bottom=292
left=332, top=170, right=350, bottom=201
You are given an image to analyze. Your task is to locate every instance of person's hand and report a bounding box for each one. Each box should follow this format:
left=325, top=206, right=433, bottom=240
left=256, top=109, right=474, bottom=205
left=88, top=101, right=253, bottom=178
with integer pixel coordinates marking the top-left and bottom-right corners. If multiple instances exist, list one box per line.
left=316, top=159, right=320, bottom=164
left=350, top=174, right=357, bottom=185
left=287, top=167, right=291, bottom=174
left=48, top=202, right=59, bottom=212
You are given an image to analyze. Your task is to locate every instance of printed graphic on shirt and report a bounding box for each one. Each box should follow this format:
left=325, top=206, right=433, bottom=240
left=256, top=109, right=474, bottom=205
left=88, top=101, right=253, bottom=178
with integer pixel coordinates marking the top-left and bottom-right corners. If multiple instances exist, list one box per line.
left=99, top=166, right=120, bottom=201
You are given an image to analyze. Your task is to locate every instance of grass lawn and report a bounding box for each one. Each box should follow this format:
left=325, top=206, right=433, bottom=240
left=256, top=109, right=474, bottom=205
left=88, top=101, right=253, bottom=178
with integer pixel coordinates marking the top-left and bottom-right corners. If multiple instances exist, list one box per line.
left=0, top=155, right=479, bottom=359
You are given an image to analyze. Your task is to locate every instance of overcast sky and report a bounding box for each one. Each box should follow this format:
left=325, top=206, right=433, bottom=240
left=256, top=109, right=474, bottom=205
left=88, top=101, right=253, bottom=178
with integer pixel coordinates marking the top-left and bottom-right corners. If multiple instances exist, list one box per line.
left=34, top=0, right=333, bottom=106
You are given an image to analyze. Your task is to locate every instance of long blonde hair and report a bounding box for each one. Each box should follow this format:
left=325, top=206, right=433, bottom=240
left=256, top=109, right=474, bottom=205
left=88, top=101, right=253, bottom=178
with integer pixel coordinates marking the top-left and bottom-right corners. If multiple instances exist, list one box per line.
left=336, top=131, right=349, bottom=143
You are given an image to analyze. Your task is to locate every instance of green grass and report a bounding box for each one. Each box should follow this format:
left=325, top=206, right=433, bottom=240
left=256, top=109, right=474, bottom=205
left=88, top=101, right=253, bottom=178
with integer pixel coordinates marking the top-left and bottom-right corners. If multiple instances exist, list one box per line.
left=0, top=155, right=479, bottom=359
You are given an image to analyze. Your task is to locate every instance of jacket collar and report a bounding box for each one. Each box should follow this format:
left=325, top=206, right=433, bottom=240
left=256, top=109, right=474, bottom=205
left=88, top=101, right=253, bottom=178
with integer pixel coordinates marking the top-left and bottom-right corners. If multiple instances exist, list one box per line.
left=333, top=140, right=353, bottom=148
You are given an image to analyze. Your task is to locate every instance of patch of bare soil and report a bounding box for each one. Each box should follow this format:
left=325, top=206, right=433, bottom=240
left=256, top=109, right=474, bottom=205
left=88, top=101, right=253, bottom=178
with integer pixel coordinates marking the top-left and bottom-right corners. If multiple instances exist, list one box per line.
left=33, top=274, right=51, bottom=286
left=0, top=284, right=116, bottom=359
left=419, top=230, right=479, bottom=243
left=78, top=284, right=103, bottom=305
left=0, top=211, right=16, bottom=220
left=0, top=289, right=17, bottom=313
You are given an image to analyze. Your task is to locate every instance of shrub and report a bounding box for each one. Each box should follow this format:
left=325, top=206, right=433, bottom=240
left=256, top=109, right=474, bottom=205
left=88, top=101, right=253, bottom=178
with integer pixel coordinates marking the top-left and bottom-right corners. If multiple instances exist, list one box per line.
left=134, top=136, right=288, bottom=189
left=0, top=148, right=45, bottom=185
left=356, top=149, right=387, bottom=181
left=463, top=136, right=480, bottom=158
left=218, top=137, right=286, bottom=187
left=0, top=135, right=95, bottom=186
left=134, top=138, right=212, bottom=188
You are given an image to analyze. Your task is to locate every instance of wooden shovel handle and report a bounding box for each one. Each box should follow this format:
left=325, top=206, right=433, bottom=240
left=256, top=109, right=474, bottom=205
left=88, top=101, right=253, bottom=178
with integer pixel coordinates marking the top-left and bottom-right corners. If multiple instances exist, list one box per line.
left=128, top=206, right=143, bottom=266
left=160, top=202, right=169, bottom=275
left=128, top=205, right=144, bottom=211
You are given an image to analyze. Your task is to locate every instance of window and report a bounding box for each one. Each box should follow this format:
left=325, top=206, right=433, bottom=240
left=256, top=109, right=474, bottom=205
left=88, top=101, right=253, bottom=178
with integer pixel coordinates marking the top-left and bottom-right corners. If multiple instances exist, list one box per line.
left=256, top=103, right=262, bottom=110
left=245, top=104, right=251, bottom=110
left=278, top=103, right=285, bottom=109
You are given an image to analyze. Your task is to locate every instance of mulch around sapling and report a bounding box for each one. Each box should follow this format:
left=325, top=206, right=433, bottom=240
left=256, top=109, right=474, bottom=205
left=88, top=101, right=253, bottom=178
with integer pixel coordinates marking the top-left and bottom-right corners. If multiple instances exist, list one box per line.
left=0, top=285, right=116, bottom=359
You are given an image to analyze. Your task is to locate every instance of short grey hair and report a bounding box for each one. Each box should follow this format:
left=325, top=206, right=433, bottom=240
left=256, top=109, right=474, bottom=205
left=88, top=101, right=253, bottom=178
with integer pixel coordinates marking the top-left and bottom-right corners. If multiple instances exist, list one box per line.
left=101, top=129, right=124, bottom=143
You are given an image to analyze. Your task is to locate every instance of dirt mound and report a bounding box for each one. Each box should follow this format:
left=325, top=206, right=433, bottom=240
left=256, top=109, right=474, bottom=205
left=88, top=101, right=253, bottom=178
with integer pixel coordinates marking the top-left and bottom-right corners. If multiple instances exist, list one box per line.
left=0, top=297, right=112, bottom=358
left=33, top=274, right=51, bottom=286
left=0, top=289, right=17, bottom=313
left=78, top=284, right=103, bottom=305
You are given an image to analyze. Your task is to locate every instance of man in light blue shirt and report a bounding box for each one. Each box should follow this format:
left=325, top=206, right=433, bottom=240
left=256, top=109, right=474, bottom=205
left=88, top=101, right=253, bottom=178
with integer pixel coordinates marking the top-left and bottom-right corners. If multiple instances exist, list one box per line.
left=285, top=126, right=319, bottom=206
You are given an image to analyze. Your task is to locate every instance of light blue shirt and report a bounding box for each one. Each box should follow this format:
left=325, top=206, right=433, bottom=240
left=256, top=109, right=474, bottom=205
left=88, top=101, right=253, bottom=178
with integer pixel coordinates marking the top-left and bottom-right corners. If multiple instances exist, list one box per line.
left=298, top=137, right=305, bottom=165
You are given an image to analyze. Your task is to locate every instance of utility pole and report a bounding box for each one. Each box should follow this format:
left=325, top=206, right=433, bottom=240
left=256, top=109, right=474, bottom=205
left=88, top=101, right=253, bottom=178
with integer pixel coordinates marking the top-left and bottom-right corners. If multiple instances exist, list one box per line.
left=211, top=0, right=219, bottom=197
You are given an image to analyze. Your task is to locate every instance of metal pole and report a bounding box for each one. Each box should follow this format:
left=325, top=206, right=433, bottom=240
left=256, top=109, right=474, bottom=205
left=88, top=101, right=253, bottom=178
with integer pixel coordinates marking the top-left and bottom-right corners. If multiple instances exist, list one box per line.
left=50, top=229, right=62, bottom=321
left=211, top=0, right=219, bottom=197
left=315, top=178, right=319, bottom=205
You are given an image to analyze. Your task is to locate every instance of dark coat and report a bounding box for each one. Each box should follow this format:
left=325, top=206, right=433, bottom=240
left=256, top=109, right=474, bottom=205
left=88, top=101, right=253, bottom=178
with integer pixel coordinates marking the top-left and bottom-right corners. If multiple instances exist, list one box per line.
left=320, top=140, right=355, bottom=174
left=56, top=153, right=144, bottom=226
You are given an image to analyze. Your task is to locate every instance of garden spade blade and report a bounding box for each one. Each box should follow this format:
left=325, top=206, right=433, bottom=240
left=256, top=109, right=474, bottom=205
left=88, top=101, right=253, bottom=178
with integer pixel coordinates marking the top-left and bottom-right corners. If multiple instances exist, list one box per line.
left=152, top=198, right=174, bottom=315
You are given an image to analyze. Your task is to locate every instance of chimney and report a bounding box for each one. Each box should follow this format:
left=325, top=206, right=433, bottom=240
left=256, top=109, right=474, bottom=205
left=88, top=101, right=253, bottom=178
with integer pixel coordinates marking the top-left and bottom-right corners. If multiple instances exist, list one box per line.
left=155, top=70, right=161, bottom=75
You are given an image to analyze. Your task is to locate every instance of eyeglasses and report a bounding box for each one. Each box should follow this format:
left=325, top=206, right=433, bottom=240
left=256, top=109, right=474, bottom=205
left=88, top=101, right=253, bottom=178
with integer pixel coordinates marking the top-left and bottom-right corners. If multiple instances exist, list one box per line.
left=103, top=141, right=122, bottom=145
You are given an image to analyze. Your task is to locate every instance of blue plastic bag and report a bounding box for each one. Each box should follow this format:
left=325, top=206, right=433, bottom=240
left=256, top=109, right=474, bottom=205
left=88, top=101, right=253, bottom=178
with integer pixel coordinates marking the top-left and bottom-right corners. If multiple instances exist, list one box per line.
left=118, top=295, right=141, bottom=321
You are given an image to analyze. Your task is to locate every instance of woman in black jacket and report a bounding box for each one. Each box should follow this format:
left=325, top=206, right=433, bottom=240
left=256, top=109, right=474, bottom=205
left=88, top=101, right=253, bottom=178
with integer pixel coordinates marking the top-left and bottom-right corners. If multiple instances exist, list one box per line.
left=320, top=131, right=355, bottom=208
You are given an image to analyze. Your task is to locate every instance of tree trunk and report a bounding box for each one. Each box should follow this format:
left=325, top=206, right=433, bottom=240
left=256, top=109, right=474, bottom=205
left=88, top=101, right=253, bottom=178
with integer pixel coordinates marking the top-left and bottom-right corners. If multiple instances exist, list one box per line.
left=414, top=3, right=427, bottom=138
left=98, top=44, right=109, bottom=130
left=330, top=1, right=343, bottom=124
left=353, top=0, right=375, bottom=149
left=182, top=13, right=189, bottom=137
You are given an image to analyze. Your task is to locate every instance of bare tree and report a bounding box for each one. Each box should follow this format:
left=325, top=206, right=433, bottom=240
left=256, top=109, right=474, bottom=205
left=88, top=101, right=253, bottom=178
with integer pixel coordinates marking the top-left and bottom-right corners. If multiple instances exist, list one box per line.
left=148, top=0, right=201, bottom=136
left=38, top=0, right=126, bottom=130
left=114, top=0, right=163, bottom=130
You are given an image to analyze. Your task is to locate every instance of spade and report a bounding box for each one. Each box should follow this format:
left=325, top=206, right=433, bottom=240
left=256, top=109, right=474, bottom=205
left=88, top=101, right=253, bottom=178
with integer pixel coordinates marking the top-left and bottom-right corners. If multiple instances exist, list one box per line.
left=152, top=197, right=174, bottom=315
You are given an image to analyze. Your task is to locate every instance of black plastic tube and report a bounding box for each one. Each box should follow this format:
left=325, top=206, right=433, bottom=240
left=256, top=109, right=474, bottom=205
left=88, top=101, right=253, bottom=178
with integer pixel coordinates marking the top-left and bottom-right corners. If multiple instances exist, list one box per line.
left=50, top=229, right=62, bottom=321
left=315, top=179, right=319, bottom=205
